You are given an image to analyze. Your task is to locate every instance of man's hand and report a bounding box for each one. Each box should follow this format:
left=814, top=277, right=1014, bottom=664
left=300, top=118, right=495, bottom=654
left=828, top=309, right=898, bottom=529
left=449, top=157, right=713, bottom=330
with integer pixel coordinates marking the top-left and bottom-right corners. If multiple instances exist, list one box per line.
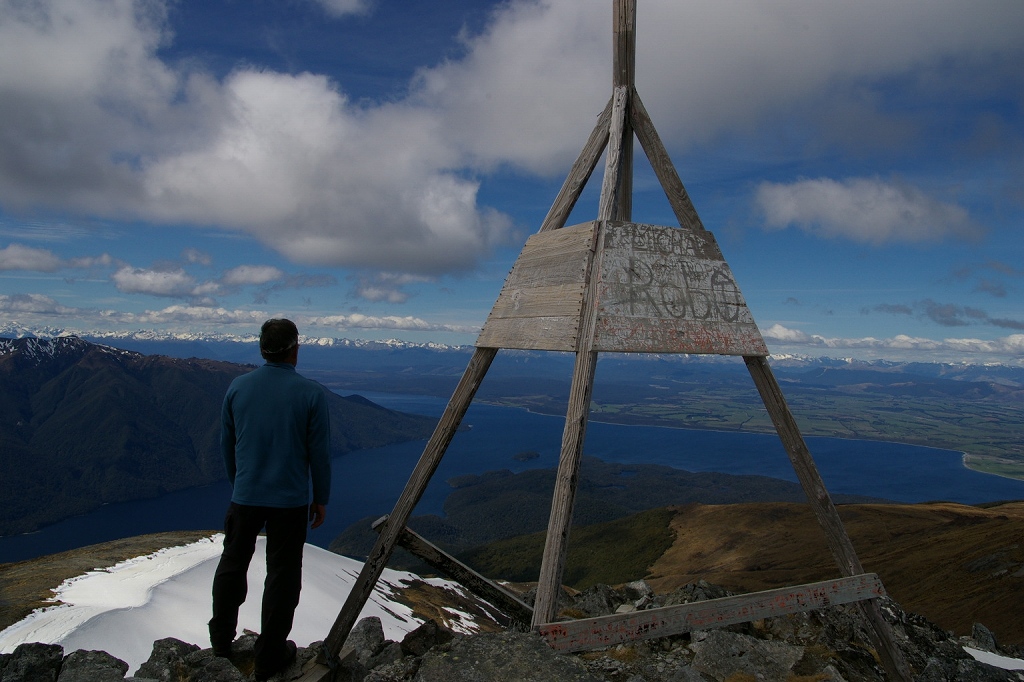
left=309, top=503, right=327, bottom=529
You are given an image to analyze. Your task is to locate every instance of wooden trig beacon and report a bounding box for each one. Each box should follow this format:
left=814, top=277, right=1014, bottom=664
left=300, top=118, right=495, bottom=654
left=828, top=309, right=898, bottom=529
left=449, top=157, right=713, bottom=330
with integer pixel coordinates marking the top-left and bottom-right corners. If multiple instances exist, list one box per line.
left=302, top=3, right=913, bottom=680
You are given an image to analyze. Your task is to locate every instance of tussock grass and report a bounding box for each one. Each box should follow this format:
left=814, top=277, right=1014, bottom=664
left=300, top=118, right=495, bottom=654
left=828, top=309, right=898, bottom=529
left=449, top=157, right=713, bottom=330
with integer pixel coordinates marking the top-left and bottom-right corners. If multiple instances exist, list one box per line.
left=459, top=507, right=676, bottom=589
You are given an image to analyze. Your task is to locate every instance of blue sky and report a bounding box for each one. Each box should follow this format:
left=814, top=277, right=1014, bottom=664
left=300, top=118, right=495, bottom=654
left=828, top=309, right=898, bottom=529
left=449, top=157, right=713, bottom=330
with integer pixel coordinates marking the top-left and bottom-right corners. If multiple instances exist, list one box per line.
left=1, top=0, right=1022, bottom=363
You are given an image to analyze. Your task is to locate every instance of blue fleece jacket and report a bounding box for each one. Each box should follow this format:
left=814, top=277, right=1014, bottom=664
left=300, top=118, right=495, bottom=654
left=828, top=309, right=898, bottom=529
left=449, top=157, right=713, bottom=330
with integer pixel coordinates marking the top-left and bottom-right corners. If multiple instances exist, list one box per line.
left=221, top=362, right=331, bottom=508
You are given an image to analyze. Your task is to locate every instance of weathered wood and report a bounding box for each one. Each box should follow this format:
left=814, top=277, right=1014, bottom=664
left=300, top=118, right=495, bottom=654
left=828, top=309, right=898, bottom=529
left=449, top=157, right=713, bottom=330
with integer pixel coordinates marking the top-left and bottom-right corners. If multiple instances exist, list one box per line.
left=539, top=98, right=612, bottom=233
left=613, top=0, right=636, bottom=89
left=322, top=347, right=498, bottom=660
left=497, top=258, right=589, bottom=290
left=476, top=316, right=580, bottom=352
left=630, top=89, right=706, bottom=232
left=594, top=317, right=766, bottom=355
left=532, top=224, right=606, bottom=626
left=315, top=8, right=914, bottom=681
left=744, top=355, right=912, bottom=681
left=477, top=223, right=598, bottom=351
left=612, top=0, right=635, bottom=222
left=294, top=662, right=331, bottom=682
left=491, top=223, right=596, bottom=292
left=532, top=348, right=601, bottom=626
left=616, top=126, right=634, bottom=223
left=516, top=222, right=602, bottom=265
left=299, top=645, right=356, bottom=682
left=856, top=600, right=914, bottom=682
left=595, top=222, right=767, bottom=355
left=480, top=220, right=769, bottom=355
left=487, top=283, right=585, bottom=319
left=371, top=516, right=534, bottom=626
left=597, top=86, right=629, bottom=222
left=537, top=574, right=886, bottom=653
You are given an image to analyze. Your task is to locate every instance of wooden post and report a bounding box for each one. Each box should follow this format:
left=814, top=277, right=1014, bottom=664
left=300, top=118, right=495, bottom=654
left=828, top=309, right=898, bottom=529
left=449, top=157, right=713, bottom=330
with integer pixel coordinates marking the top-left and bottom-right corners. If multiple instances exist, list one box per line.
left=744, top=355, right=912, bottom=681
left=532, top=85, right=630, bottom=622
left=612, top=0, right=636, bottom=89
left=531, top=354, right=600, bottom=626
left=612, top=0, right=635, bottom=222
left=321, top=346, right=498, bottom=661
left=597, top=86, right=629, bottom=223
left=534, top=21, right=635, bottom=622
left=531, top=231, right=608, bottom=625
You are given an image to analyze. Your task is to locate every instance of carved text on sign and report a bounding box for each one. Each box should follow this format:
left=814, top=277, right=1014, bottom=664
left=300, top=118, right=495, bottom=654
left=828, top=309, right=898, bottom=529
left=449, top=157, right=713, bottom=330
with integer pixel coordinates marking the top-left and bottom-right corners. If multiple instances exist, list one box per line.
left=595, top=222, right=767, bottom=355
left=599, top=223, right=752, bottom=325
left=610, top=256, right=743, bottom=323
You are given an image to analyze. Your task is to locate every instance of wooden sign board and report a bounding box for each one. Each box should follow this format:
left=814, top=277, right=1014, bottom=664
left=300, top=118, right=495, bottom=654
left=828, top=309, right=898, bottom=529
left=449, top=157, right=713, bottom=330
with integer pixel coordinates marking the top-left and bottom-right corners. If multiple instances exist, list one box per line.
left=595, top=222, right=767, bottom=355
left=476, top=221, right=767, bottom=356
left=537, top=574, right=885, bottom=653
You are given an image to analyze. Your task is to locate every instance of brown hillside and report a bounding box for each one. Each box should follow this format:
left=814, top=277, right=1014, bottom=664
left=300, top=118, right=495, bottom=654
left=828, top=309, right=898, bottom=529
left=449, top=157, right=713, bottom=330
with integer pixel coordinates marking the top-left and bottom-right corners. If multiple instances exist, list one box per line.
left=645, top=501, right=1024, bottom=645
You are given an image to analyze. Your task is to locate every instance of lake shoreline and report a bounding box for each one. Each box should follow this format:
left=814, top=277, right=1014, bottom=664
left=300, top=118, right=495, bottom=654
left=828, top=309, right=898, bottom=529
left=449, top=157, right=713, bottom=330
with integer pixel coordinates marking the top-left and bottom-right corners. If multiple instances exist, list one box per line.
left=4, top=393, right=1022, bottom=564
left=475, top=398, right=1024, bottom=482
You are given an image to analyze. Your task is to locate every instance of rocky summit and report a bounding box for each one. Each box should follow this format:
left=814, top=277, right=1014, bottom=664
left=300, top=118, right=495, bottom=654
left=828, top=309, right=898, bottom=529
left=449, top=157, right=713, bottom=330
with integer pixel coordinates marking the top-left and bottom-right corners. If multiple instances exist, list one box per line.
left=2, top=581, right=1022, bottom=682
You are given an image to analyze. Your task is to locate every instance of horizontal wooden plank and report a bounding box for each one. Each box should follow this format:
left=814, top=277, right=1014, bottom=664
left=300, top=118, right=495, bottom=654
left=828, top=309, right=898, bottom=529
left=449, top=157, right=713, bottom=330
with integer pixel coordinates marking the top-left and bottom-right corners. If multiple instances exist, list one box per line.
left=524, top=221, right=599, bottom=256
left=505, top=254, right=590, bottom=288
left=488, top=283, right=586, bottom=320
left=477, top=316, right=579, bottom=351
left=594, top=316, right=768, bottom=355
left=504, top=229, right=597, bottom=287
left=537, top=574, right=885, bottom=653
left=603, top=221, right=719, bottom=259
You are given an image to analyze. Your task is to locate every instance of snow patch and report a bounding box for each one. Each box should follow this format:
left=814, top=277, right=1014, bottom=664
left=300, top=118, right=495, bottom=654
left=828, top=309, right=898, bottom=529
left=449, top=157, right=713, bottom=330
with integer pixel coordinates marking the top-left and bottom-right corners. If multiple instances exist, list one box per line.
left=0, top=535, right=468, bottom=674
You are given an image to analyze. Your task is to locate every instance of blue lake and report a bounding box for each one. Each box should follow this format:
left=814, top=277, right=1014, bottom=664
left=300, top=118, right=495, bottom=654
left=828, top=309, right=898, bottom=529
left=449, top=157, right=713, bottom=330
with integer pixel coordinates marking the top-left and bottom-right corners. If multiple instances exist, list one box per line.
left=2, top=392, right=1022, bottom=564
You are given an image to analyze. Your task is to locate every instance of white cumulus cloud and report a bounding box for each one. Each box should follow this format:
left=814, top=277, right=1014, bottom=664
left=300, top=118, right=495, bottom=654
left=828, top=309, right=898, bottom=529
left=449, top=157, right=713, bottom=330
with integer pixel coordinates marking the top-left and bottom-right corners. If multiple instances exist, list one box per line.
left=0, top=292, right=77, bottom=315
left=755, top=177, right=981, bottom=244
left=0, top=244, right=62, bottom=271
left=306, top=312, right=476, bottom=334
left=111, top=266, right=202, bottom=298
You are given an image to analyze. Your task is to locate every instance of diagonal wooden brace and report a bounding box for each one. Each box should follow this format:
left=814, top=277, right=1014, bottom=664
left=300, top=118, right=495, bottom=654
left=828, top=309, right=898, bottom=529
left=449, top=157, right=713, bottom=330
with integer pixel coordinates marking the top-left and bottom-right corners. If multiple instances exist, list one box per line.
left=371, top=515, right=534, bottom=626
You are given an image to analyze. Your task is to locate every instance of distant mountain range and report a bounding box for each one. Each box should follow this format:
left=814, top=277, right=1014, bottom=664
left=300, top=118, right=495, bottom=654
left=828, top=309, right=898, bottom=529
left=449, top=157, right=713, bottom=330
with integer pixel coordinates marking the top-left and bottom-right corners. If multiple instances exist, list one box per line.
left=0, top=337, right=435, bottom=536
left=3, top=321, right=1024, bottom=378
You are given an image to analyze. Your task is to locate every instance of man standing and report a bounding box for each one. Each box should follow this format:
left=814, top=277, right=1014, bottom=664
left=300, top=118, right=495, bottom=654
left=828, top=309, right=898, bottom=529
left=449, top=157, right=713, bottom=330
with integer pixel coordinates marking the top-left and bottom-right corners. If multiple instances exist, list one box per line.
left=209, top=318, right=331, bottom=680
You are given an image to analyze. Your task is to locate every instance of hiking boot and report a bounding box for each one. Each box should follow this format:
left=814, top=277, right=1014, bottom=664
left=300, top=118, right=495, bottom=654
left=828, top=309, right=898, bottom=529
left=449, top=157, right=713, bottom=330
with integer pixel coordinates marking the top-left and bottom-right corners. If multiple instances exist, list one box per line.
left=254, top=640, right=296, bottom=681
left=211, top=638, right=234, bottom=659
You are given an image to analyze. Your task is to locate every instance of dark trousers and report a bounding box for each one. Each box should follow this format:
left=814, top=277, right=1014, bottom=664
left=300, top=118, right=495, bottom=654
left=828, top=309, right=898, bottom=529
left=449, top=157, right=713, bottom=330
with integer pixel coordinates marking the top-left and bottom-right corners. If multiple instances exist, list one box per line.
left=209, top=502, right=307, bottom=668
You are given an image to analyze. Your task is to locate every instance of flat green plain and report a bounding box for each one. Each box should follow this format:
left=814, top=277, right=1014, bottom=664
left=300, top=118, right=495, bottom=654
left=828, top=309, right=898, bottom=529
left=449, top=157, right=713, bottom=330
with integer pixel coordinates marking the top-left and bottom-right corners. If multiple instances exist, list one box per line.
left=492, top=382, right=1024, bottom=480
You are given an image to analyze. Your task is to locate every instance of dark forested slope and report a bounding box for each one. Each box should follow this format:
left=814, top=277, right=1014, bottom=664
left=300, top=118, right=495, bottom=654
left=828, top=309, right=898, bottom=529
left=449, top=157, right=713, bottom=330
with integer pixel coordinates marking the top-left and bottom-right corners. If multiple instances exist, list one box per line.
left=0, top=337, right=434, bottom=535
